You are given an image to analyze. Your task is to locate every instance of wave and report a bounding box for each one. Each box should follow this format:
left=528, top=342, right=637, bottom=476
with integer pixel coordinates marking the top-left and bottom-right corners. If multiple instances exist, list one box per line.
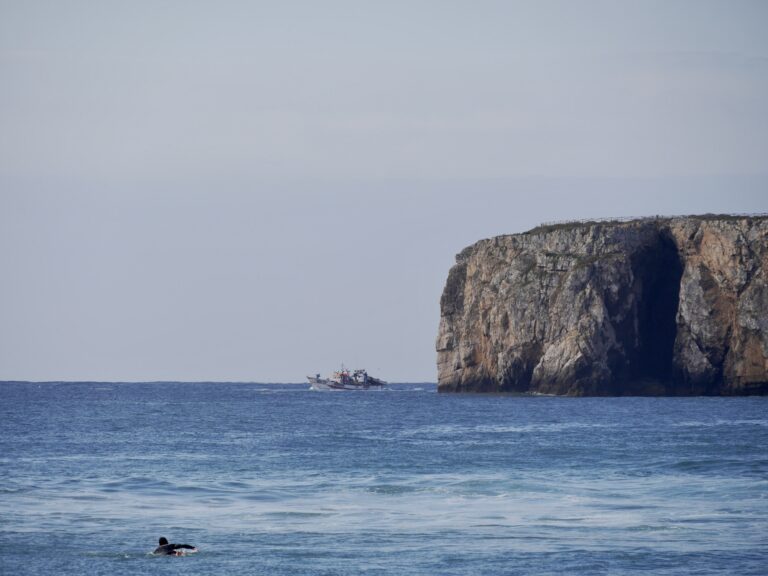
left=673, top=419, right=768, bottom=428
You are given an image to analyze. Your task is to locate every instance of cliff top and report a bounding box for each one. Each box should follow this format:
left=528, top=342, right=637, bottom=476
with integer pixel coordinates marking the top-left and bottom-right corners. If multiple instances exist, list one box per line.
left=525, top=213, right=768, bottom=236
left=454, top=213, right=768, bottom=265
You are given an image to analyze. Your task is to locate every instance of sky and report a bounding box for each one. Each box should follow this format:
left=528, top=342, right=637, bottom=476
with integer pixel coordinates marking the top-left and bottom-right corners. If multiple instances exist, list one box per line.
left=1, top=0, right=767, bottom=382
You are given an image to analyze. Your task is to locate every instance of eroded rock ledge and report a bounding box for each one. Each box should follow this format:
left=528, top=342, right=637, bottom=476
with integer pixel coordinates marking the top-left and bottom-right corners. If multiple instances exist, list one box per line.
left=437, top=215, right=768, bottom=395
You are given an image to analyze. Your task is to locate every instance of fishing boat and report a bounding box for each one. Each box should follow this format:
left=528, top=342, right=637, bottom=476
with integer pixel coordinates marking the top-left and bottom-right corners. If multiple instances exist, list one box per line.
left=308, top=366, right=387, bottom=391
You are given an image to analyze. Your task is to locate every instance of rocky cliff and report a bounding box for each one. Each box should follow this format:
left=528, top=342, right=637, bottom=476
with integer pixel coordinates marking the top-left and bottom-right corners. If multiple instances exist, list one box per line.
left=437, top=216, right=768, bottom=395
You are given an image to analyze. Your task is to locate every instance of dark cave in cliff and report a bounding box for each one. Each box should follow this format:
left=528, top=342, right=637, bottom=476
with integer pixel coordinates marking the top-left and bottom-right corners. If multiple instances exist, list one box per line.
left=631, top=233, right=683, bottom=383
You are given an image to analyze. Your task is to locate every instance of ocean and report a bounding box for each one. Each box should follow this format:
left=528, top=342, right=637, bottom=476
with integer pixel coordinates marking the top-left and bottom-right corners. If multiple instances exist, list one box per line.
left=1, top=382, right=766, bottom=575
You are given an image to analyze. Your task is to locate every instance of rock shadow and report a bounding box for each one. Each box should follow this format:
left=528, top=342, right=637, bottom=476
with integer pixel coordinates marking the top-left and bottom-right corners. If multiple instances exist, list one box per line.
left=628, top=231, right=684, bottom=389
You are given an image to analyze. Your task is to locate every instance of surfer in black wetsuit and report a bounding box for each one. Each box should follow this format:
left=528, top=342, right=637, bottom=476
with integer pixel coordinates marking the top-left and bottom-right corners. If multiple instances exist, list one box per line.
left=153, top=536, right=198, bottom=556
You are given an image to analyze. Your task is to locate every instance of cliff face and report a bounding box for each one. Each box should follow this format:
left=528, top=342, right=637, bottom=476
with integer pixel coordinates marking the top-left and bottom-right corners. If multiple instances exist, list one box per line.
left=437, top=216, right=768, bottom=395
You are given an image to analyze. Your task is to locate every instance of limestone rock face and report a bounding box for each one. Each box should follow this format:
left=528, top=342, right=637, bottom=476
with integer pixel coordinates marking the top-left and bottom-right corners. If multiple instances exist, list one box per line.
left=436, top=216, right=768, bottom=395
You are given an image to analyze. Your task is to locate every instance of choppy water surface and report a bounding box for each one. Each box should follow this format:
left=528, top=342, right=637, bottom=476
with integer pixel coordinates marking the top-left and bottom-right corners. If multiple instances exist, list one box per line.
left=1, top=382, right=766, bottom=575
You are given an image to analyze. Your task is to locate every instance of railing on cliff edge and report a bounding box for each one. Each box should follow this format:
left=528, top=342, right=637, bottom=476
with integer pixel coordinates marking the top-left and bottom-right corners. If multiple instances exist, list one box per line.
left=534, top=213, right=768, bottom=230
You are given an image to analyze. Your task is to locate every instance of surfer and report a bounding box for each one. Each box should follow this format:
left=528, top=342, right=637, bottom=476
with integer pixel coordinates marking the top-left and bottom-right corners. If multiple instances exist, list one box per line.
left=153, top=536, right=198, bottom=556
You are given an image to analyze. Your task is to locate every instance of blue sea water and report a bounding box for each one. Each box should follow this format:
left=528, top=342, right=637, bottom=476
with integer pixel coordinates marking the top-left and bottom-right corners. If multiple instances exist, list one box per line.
left=1, top=382, right=766, bottom=575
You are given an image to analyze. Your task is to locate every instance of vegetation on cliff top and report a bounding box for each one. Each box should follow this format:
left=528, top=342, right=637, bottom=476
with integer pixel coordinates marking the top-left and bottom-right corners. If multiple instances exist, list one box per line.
left=524, top=213, right=768, bottom=236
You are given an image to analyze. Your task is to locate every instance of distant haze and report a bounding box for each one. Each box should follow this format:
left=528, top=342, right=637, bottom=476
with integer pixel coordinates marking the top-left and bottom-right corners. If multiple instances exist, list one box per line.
left=1, top=1, right=767, bottom=382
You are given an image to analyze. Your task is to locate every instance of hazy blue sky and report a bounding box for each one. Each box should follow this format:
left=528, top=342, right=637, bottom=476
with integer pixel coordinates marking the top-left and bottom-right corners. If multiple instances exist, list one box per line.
left=2, top=1, right=767, bottom=382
